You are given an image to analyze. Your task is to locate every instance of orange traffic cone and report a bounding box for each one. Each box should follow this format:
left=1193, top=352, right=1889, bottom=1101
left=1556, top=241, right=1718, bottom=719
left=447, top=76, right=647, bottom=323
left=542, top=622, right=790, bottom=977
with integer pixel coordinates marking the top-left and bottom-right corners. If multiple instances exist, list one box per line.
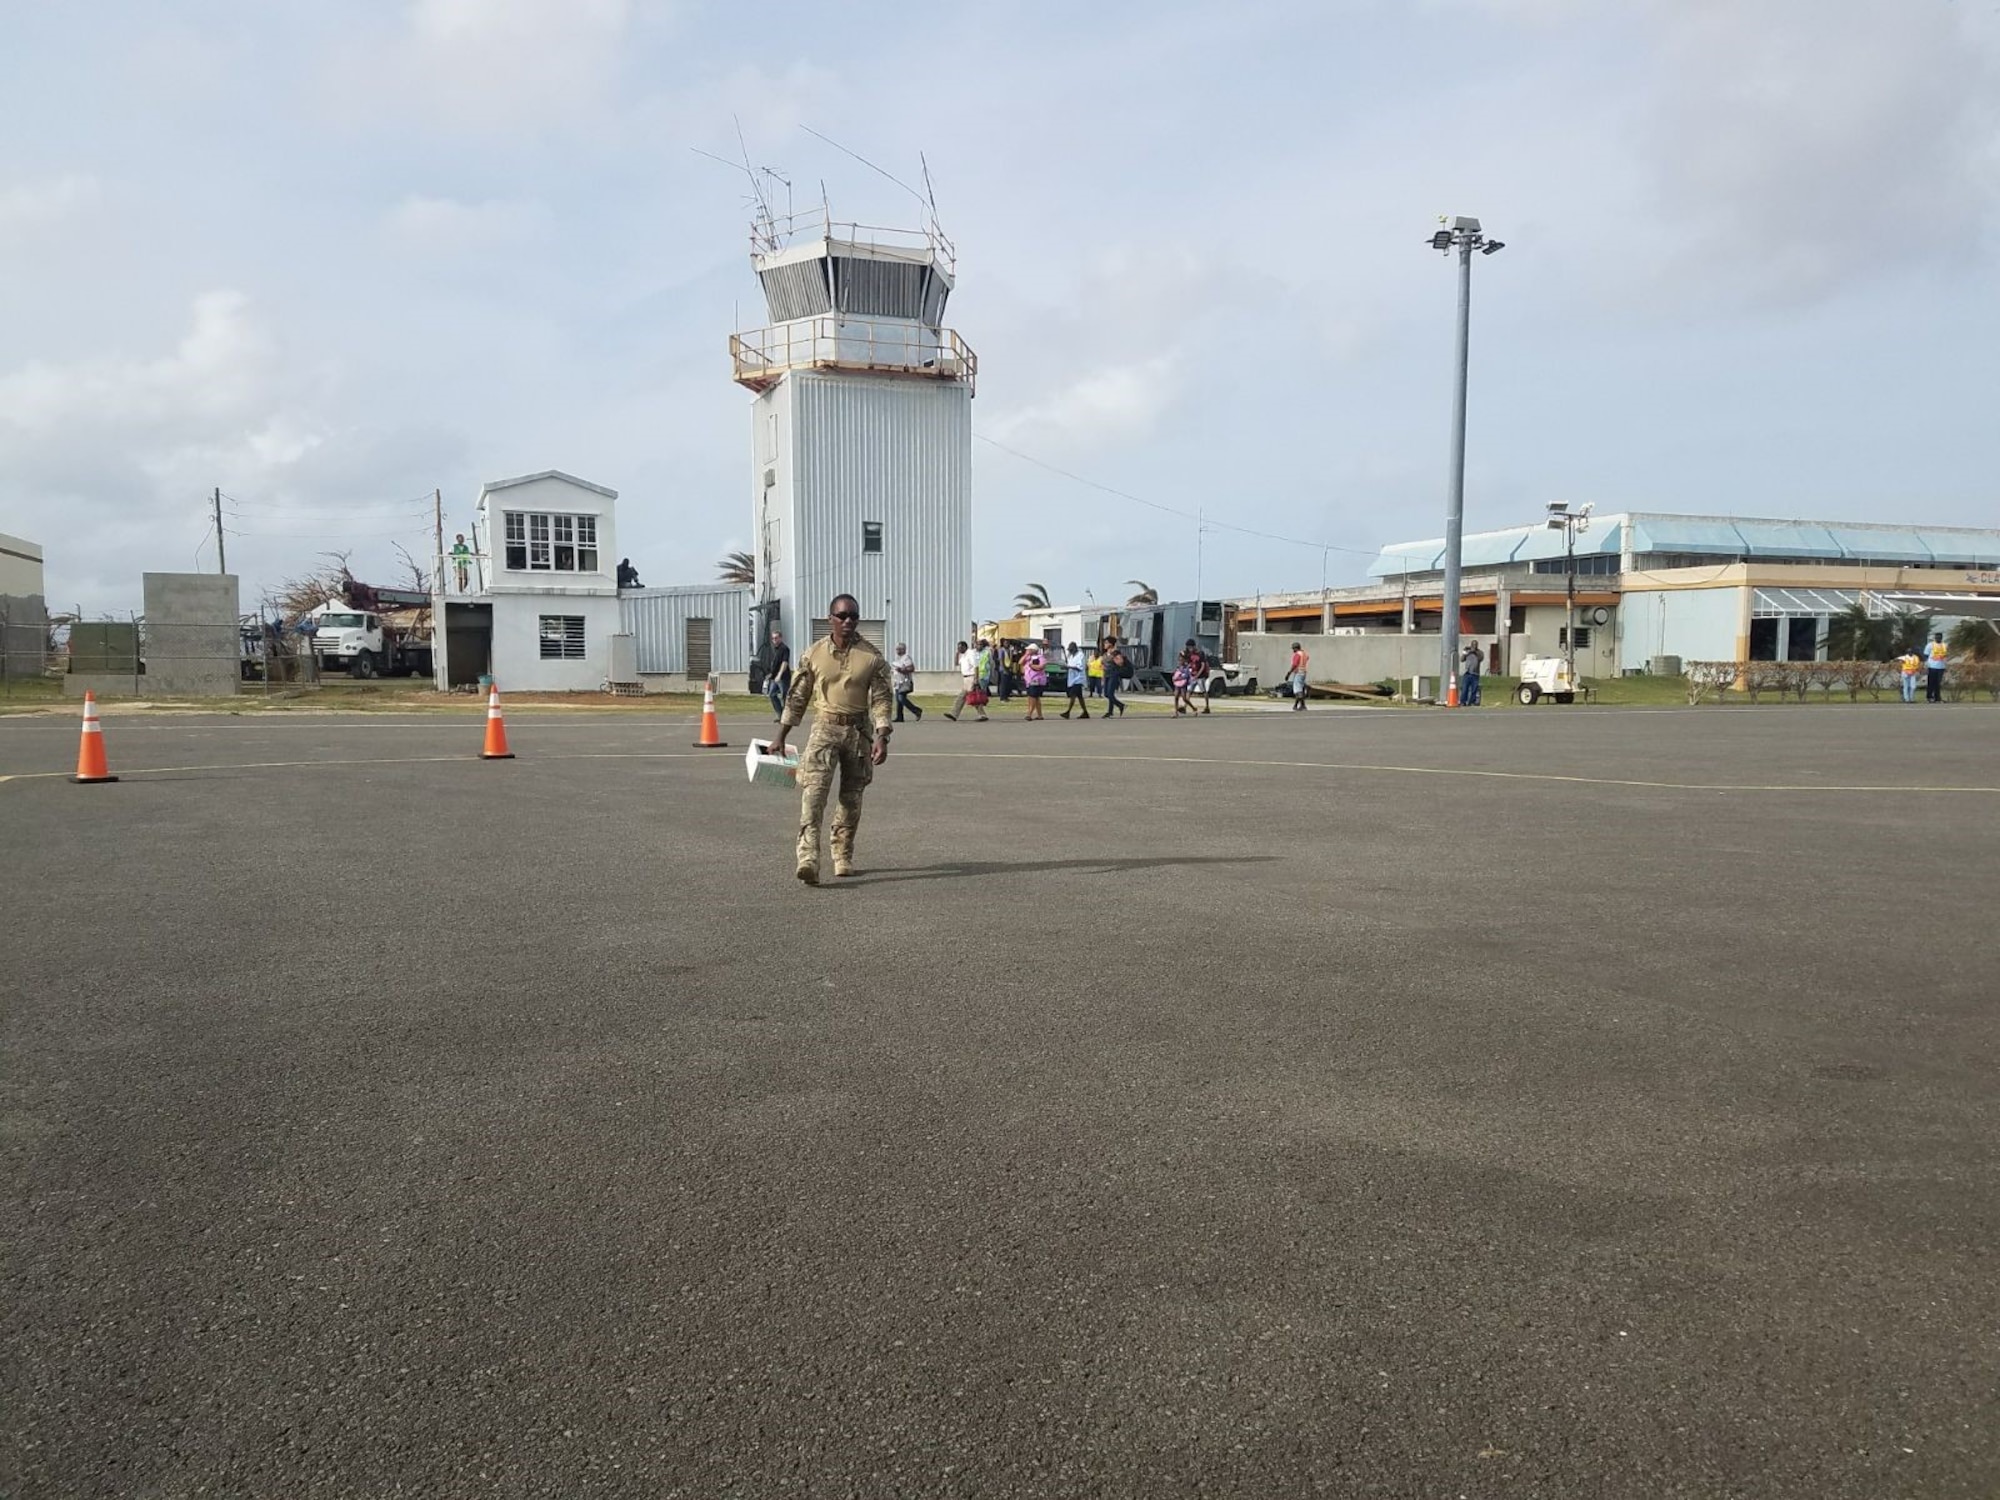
left=70, top=691, right=118, bottom=784
left=481, top=683, right=515, bottom=760
left=693, top=675, right=729, bottom=748
left=1446, top=677, right=1460, bottom=707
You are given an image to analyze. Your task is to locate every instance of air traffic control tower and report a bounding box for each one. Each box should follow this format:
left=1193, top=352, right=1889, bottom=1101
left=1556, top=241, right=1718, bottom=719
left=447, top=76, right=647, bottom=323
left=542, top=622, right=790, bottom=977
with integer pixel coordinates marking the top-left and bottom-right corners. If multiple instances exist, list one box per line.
left=731, top=204, right=975, bottom=675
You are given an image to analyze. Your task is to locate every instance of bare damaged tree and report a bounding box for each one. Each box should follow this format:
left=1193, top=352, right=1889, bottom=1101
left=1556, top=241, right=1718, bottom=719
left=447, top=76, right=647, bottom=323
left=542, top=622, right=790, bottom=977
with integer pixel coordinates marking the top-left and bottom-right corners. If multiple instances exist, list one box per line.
left=393, top=542, right=431, bottom=596
left=269, top=550, right=354, bottom=624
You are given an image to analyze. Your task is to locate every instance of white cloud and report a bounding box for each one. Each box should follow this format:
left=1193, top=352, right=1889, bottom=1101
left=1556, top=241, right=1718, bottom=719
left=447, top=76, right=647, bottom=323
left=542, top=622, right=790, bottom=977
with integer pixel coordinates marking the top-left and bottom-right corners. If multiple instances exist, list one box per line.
left=0, top=175, right=102, bottom=242
left=0, top=290, right=274, bottom=432
left=0, top=293, right=464, bottom=608
left=384, top=194, right=551, bottom=251
left=986, top=355, right=1185, bottom=449
left=324, top=0, right=651, bottom=135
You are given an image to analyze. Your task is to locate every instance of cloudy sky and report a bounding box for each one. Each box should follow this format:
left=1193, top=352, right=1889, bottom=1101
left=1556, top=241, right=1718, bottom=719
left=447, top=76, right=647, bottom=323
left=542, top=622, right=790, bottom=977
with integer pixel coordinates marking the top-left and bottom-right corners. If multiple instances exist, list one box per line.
left=3, top=0, right=1996, bottom=618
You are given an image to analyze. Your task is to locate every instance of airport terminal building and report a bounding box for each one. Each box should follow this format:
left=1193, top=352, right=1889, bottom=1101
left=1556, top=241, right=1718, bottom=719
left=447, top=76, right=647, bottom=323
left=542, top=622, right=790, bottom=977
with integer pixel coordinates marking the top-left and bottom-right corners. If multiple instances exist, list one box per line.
left=1237, top=511, right=2000, bottom=677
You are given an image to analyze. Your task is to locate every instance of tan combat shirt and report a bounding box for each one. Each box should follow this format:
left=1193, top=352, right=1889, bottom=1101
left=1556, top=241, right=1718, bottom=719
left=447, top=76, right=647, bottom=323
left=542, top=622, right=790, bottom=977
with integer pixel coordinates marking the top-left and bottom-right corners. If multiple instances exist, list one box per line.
left=780, top=634, right=895, bottom=734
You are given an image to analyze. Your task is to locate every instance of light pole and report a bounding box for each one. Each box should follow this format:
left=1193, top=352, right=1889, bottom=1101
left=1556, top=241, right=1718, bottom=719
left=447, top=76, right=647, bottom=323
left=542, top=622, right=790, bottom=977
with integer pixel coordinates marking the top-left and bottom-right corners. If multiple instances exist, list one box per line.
left=1546, top=501, right=1592, bottom=680
left=1428, top=215, right=1504, bottom=703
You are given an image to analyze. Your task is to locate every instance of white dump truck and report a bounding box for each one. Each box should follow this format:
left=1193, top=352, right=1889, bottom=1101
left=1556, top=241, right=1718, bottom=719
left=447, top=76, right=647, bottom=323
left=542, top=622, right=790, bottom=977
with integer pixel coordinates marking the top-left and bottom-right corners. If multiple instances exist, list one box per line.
left=306, top=598, right=434, bottom=678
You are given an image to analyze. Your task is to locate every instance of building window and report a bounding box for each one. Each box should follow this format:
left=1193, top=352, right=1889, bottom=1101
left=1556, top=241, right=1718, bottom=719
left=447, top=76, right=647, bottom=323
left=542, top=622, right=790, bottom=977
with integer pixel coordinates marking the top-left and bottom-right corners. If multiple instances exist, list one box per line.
left=1559, top=626, right=1593, bottom=649
left=1533, top=554, right=1619, bottom=576
left=504, top=511, right=601, bottom=573
left=862, top=521, right=883, bottom=555
left=539, top=615, right=586, bottom=659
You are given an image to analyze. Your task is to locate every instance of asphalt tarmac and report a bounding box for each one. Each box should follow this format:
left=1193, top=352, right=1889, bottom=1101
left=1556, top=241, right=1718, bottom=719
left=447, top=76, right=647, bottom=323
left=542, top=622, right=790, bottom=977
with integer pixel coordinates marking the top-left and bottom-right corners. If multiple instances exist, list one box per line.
left=4, top=704, right=1997, bottom=1498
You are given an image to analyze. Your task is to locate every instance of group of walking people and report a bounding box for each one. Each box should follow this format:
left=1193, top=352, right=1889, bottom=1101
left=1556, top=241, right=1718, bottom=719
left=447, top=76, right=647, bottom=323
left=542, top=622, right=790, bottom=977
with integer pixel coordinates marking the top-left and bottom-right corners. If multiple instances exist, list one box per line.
left=946, top=637, right=1129, bottom=721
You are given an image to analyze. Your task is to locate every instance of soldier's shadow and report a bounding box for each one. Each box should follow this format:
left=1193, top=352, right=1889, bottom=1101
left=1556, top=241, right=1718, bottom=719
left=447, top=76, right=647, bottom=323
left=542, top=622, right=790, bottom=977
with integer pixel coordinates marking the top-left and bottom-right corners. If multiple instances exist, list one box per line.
left=855, top=854, right=1277, bottom=885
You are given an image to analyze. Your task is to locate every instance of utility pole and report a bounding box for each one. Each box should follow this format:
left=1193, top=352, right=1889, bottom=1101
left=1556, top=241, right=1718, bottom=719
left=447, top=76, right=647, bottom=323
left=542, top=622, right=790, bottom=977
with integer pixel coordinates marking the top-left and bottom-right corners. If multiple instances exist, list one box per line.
left=1427, top=216, right=1504, bottom=704
left=1442, top=239, right=1470, bottom=700
left=213, top=487, right=227, bottom=574
left=1565, top=517, right=1577, bottom=680
left=433, top=489, right=444, bottom=588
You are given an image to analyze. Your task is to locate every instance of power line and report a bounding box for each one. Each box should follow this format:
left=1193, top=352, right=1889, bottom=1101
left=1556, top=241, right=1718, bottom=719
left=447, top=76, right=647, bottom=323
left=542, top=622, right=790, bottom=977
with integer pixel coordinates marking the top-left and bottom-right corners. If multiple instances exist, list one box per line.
left=224, top=527, right=424, bottom=540
left=973, top=434, right=1380, bottom=558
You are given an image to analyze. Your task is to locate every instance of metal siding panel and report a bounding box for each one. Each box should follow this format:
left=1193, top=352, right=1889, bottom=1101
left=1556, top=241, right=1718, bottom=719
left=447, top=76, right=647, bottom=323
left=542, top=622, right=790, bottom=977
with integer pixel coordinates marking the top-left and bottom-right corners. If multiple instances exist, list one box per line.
left=760, top=260, right=832, bottom=321
left=619, top=588, right=754, bottom=673
left=832, top=256, right=925, bottom=319
left=788, top=373, right=971, bottom=673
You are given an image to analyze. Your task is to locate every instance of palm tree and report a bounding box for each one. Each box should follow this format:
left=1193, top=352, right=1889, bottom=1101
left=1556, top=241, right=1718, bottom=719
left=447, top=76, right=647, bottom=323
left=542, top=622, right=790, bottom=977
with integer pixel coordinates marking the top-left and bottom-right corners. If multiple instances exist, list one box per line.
left=1826, top=601, right=1890, bottom=660
left=717, top=550, right=756, bottom=586
left=1888, top=611, right=1933, bottom=656
left=1125, top=579, right=1158, bottom=606
left=1014, top=582, right=1051, bottom=612
left=1949, top=616, right=1998, bottom=661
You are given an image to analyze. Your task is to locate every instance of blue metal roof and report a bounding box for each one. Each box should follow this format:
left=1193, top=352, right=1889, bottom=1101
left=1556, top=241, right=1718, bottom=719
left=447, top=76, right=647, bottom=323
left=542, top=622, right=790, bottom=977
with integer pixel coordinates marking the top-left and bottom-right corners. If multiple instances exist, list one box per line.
left=1369, top=512, right=2000, bottom=577
left=1624, top=515, right=1749, bottom=555
left=1819, top=525, right=1933, bottom=564
left=1369, top=517, right=1620, bottom=577
left=1914, top=530, right=2000, bottom=566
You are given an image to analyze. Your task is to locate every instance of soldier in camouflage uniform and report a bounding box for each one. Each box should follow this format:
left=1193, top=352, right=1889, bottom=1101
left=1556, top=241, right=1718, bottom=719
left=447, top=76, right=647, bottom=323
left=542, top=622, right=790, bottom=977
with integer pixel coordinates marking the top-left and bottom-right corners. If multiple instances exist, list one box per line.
left=765, top=593, right=894, bottom=885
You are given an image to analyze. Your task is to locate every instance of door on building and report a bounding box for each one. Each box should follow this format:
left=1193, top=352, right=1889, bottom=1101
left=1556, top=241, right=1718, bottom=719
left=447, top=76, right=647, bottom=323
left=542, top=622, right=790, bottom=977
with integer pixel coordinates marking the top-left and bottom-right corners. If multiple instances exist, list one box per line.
left=686, top=617, right=712, bottom=680
left=1749, top=618, right=1779, bottom=661
left=443, top=602, right=492, bottom=687
left=1785, top=616, right=1821, bottom=661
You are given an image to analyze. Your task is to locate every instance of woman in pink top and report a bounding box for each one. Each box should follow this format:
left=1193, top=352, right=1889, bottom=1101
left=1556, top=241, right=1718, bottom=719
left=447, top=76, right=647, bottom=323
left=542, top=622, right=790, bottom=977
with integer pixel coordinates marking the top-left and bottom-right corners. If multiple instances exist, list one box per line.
left=1021, top=642, right=1049, bottom=720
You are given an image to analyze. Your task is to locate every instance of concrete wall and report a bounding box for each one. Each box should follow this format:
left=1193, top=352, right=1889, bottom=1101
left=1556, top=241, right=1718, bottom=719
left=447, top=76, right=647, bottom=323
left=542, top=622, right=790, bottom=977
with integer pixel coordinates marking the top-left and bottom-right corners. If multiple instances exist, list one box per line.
left=1512, top=603, right=1619, bottom=679
left=141, top=572, right=240, bottom=696
left=1238, top=603, right=1621, bottom=686
left=1235, top=631, right=1444, bottom=687
left=1, top=592, right=48, bottom=682
left=490, top=593, right=623, bottom=691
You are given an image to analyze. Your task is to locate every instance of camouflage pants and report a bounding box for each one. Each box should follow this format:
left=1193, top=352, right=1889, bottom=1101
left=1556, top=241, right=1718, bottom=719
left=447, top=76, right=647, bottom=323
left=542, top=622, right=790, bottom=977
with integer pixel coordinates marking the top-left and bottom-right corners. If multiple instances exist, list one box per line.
left=796, top=718, right=873, bottom=867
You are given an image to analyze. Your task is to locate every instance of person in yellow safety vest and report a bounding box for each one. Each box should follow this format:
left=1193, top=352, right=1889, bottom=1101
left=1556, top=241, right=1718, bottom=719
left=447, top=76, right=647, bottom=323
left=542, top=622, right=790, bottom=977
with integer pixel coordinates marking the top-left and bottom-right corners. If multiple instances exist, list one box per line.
left=1086, top=647, right=1105, bottom=700
left=1897, top=649, right=1923, bottom=703
left=1924, top=631, right=1950, bottom=703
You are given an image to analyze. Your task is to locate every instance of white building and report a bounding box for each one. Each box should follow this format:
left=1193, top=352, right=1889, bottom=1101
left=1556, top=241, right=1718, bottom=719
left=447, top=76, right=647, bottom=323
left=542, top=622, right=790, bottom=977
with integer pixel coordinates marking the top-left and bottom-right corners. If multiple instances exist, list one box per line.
left=443, top=471, right=624, bottom=692
left=1232, top=510, right=2000, bottom=684
left=0, top=531, right=41, bottom=600
left=730, top=204, right=974, bottom=678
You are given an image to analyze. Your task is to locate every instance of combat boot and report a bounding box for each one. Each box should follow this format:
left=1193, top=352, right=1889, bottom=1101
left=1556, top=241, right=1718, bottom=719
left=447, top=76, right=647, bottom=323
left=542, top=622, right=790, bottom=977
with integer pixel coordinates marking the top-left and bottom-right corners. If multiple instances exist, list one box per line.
left=795, top=828, right=820, bottom=886
left=830, top=828, right=857, bottom=878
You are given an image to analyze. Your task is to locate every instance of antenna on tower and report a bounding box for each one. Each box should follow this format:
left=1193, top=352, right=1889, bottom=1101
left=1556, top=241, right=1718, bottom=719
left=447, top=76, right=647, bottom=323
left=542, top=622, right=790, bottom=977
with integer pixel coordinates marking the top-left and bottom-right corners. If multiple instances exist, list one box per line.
left=920, top=151, right=942, bottom=238
left=693, top=122, right=795, bottom=253
left=800, top=124, right=928, bottom=214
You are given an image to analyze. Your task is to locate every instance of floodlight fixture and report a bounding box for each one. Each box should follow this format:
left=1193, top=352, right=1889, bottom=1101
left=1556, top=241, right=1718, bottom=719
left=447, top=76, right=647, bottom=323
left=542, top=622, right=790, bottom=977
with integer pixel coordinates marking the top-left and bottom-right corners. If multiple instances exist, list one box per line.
left=1481, top=240, right=1505, bottom=255
left=1430, top=229, right=1453, bottom=251
left=1546, top=500, right=1569, bottom=514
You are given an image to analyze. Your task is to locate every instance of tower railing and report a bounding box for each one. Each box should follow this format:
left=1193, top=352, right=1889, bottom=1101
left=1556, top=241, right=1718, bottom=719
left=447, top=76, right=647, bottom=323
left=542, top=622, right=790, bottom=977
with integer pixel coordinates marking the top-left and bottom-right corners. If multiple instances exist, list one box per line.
left=752, top=207, right=955, bottom=272
left=730, top=317, right=978, bottom=394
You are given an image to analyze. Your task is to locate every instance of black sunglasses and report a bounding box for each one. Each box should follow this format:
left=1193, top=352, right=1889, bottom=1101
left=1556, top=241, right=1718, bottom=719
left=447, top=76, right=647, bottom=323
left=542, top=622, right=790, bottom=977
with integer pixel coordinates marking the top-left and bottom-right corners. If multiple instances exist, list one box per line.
left=830, top=610, right=860, bottom=622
